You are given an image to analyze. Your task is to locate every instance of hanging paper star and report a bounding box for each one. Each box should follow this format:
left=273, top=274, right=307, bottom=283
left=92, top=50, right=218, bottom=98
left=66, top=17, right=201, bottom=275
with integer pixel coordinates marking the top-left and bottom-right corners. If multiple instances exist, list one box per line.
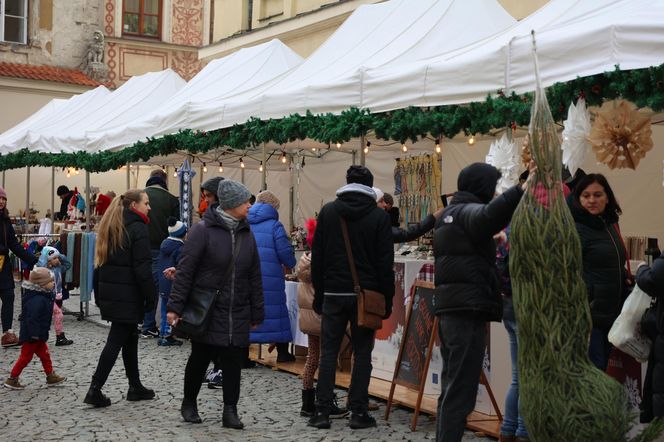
left=561, top=98, right=591, bottom=175
left=486, top=132, right=520, bottom=193
left=589, top=100, right=653, bottom=170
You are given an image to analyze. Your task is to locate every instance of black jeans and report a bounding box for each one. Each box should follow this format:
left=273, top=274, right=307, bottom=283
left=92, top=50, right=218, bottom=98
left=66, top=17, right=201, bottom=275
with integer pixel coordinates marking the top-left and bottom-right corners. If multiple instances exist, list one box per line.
left=436, top=314, right=486, bottom=442
left=184, top=341, right=244, bottom=405
left=316, top=296, right=375, bottom=415
left=91, top=322, right=140, bottom=387
left=0, top=288, right=14, bottom=332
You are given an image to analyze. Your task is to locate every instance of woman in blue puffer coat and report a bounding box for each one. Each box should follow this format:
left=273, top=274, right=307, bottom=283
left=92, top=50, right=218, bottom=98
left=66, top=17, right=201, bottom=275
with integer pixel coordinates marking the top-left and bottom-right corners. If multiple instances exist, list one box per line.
left=248, top=191, right=297, bottom=362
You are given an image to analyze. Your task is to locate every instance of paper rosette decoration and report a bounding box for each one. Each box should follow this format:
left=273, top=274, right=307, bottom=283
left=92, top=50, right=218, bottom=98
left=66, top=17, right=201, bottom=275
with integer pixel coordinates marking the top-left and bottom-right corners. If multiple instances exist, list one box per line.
left=561, top=98, right=591, bottom=175
left=589, top=100, right=653, bottom=170
left=486, top=132, right=520, bottom=193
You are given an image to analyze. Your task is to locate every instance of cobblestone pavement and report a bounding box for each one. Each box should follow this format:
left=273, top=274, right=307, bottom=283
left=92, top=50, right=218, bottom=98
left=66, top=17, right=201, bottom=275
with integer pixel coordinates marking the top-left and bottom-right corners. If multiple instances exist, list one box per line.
left=0, top=293, right=495, bottom=441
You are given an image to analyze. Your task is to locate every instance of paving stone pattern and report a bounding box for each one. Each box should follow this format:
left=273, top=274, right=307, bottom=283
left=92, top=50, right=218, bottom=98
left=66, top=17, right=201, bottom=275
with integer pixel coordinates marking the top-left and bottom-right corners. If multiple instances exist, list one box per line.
left=0, top=291, right=494, bottom=441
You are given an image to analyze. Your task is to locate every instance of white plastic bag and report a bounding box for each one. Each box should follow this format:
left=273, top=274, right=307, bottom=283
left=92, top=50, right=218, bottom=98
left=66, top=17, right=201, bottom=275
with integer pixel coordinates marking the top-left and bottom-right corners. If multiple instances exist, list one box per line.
left=608, top=283, right=652, bottom=363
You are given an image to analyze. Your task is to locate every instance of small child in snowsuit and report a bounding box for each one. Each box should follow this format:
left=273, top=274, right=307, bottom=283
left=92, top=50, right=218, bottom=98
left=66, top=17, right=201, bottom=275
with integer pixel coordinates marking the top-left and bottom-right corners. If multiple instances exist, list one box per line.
left=38, top=246, right=73, bottom=346
left=157, top=217, right=187, bottom=346
left=4, top=267, right=66, bottom=389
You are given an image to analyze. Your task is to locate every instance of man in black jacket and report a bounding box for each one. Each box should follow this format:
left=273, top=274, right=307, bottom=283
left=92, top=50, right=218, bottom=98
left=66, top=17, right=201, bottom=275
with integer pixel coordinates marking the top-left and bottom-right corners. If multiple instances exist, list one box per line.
left=433, top=162, right=525, bottom=442
left=309, top=165, right=394, bottom=430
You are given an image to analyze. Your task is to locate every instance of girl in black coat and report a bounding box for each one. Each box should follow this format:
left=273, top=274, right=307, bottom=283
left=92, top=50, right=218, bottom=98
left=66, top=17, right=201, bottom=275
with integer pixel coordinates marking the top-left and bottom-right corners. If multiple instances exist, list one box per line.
left=85, top=189, right=157, bottom=407
left=168, top=179, right=263, bottom=428
left=567, top=173, right=628, bottom=371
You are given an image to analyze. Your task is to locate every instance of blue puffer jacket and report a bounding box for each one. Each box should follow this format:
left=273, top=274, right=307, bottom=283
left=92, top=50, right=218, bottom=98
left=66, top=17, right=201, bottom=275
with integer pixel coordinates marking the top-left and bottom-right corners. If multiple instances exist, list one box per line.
left=19, top=280, right=54, bottom=343
left=157, top=237, right=184, bottom=295
left=248, top=203, right=296, bottom=343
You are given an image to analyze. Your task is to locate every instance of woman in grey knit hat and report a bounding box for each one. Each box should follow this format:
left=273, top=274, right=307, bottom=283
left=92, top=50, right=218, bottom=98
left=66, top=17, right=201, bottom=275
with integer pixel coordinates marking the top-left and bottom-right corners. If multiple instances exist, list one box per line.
left=168, top=179, right=264, bottom=428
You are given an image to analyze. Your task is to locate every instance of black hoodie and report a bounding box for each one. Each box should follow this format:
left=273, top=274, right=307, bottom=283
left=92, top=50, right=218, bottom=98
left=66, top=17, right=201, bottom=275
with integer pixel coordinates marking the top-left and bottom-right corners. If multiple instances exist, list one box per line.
left=311, top=184, right=395, bottom=315
left=433, top=163, right=523, bottom=321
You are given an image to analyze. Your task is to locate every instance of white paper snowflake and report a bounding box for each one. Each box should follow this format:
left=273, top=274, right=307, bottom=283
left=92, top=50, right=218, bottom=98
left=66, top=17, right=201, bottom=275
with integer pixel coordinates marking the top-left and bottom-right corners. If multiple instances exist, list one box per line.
left=561, top=98, right=591, bottom=176
left=485, top=132, right=520, bottom=193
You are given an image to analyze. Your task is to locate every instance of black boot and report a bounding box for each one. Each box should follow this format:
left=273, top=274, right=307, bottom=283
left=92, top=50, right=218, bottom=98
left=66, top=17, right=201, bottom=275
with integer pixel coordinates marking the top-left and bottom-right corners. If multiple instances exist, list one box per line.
left=349, top=412, right=377, bottom=429
left=300, top=389, right=316, bottom=417
left=308, top=411, right=331, bottom=429
left=84, top=383, right=111, bottom=407
left=127, top=382, right=155, bottom=401
left=222, top=404, right=245, bottom=429
left=55, top=333, right=73, bottom=346
left=181, top=398, right=202, bottom=423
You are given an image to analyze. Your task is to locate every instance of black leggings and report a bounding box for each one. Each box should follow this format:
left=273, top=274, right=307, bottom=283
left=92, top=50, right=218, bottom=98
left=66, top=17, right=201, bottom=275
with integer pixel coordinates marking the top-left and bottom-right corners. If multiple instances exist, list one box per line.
left=185, top=341, right=244, bottom=405
left=91, top=322, right=140, bottom=387
left=0, top=288, right=15, bottom=332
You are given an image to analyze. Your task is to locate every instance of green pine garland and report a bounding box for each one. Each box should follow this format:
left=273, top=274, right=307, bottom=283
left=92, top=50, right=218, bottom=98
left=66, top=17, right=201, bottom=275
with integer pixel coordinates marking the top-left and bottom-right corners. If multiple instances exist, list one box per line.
left=1, top=64, right=663, bottom=172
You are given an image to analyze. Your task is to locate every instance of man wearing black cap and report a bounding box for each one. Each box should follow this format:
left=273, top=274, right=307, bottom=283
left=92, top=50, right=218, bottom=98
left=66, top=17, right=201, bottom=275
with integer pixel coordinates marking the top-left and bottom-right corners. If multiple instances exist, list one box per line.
left=308, top=165, right=394, bottom=430
left=141, top=169, right=180, bottom=338
left=433, top=162, right=527, bottom=442
left=55, top=185, right=74, bottom=221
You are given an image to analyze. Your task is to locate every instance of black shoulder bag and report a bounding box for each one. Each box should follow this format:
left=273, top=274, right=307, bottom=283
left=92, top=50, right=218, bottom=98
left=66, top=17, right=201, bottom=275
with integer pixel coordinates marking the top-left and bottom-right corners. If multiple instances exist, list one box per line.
left=175, top=234, right=243, bottom=338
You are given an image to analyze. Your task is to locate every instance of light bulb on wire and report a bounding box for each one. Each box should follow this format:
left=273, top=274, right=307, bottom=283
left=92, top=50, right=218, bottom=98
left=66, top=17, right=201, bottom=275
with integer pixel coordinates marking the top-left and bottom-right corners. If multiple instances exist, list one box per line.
left=468, top=135, right=476, bottom=145
left=203, top=162, right=207, bottom=173
left=435, top=138, right=441, bottom=154
left=75, top=168, right=80, bottom=175
left=281, top=152, right=287, bottom=164
left=240, top=158, right=245, bottom=169
left=66, top=170, right=71, bottom=178
left=259, top=161, right=264, bottom=172
left=173, top=168, right=178, bottom=178
left=364, top=141, right=371, bottom=154
left=402, top=143, right=408, bottom=153
left=218, top=162, right=223, bottom=173
left=336, top=142, right=341, bottom=149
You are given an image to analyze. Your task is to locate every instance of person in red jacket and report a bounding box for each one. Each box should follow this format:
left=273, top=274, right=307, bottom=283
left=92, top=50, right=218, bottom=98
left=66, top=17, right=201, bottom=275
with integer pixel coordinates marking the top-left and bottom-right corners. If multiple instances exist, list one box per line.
left=94, top=191, right=115, bottom=217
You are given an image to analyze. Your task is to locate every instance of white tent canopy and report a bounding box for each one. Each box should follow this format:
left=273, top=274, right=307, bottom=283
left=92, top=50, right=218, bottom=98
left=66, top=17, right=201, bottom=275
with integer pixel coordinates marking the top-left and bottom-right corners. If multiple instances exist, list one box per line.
left=189, top=0, right=516, bottom=130
left=12, top=69, right=186, bottom=154
left=90, top=39, right=303, bottom=152
left=0, top=86, right=110, bottom=152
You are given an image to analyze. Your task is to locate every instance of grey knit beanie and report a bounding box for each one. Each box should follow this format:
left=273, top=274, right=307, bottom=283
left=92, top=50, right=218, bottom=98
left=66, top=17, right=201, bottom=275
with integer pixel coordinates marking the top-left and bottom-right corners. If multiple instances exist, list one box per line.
left=201, top=176, right=224, bottom=199
left=217, top=179, right=252, bottom=210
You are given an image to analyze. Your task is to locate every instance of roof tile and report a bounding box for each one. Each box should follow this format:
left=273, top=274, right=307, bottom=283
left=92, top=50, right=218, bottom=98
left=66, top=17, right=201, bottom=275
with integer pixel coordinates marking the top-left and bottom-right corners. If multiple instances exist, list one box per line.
left=0, top=61, right=101, bottom=87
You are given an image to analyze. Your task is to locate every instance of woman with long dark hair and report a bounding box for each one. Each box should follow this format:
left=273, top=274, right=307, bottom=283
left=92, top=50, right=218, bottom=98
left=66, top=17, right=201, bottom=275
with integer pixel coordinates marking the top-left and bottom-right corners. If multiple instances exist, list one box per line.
left=84, top=189, right=157, bottom=407
left=567, top=173, right=629, bottom=371
left=0, top=186, right=38, bottom=348
left=168, top=179, right=263, bottom=428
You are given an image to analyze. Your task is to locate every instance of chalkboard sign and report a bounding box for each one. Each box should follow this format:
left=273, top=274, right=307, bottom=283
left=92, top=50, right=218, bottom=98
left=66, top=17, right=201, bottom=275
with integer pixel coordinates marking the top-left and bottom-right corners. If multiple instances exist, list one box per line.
left=385, top=280, right=438, bottom=431
left=394, top=280, right=437, bottom=388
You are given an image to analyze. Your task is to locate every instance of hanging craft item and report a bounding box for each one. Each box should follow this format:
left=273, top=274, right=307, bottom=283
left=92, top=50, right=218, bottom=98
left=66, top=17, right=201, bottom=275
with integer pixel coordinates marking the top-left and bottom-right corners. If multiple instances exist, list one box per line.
left=520, top=134, right=532, bottom=167
left=589, top=99, right=653, bottom=170
left=561, top=98, right=591, bottom=175
left=485, top=132, right=520, bottom=193
left=393, top=154, right=441, bottom=228
left=178, top=159, right=196, bottom=228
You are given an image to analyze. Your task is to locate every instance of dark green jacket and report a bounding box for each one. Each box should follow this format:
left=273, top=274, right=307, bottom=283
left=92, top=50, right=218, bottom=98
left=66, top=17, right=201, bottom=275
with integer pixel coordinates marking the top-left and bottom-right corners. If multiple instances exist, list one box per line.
left=145, top=185, right=180, bottom=249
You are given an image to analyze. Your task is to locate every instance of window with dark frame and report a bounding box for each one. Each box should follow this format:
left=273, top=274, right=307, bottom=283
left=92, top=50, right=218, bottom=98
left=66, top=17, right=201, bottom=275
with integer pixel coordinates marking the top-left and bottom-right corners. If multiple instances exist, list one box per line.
left=122, top=0, right=161, bottom=39
left=1, top=0, right=28, bottom=44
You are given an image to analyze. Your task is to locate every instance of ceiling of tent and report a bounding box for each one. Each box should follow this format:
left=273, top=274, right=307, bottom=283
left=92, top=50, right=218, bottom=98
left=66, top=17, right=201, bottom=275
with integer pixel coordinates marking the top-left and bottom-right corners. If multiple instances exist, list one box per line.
left=0, top=86, right=110, bottom=152
left=188, top=0, right=516, bottom=130
left=89, top=39, right=303, bottom=152
left=362, top=0, right=664, bottom=110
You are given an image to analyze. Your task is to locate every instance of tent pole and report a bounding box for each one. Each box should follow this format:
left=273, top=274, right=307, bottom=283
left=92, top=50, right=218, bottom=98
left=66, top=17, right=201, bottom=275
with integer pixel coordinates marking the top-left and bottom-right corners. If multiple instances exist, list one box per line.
left=126, top=163, right=130, bottom=190
left=352, top=150, right=357, bottom=165
left=261, top=143, right=267, bottom=191
left=25, top=166, right=30, bottom=223
left=85, top=171, right=91, bottom=231
left=2, top=170, right=5, bottom=187
left=289, top=154, right=294, bottom=232
left=51, top=167, right=55, bottom=219
left=359, top=135, right=366, bottom=166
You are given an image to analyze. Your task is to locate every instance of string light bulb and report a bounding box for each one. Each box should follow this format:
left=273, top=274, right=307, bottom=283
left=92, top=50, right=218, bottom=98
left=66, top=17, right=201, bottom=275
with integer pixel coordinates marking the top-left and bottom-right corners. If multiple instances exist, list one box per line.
left=66, top=170, right=71, bottom=178
left=468, top=135, right=476, bottom=145
left=363, top=141, right=371, bottom=154
left=435, top=138, right=441, bottom=154
left=311, top=147, right=316, bottom=152
left=281, top=152, right=287, bottom=163
left=75, top=168, right=80, bottom=175
left=336, top=142, right=341, bottom=149
left=402, top=143, right=408, bottom=153
left=173, top=168, right=178, bottom=178
left=240, top=158, right=245, bottom=168
left=218, top=162, right=223, bottom=173
left=259, top=161, right=264, bottom=172
left=203, top=162, right=207, bottom=173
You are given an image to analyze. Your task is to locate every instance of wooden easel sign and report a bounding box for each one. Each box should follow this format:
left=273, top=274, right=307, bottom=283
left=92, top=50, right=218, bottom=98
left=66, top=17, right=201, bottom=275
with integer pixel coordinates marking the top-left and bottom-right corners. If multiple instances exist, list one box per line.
left=385, top=280, right=438, bottom=431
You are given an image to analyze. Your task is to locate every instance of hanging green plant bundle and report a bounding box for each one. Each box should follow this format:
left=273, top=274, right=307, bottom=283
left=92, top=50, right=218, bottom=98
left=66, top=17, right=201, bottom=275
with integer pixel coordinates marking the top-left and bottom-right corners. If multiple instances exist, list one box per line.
left=509, top=37, right=663, bottom=442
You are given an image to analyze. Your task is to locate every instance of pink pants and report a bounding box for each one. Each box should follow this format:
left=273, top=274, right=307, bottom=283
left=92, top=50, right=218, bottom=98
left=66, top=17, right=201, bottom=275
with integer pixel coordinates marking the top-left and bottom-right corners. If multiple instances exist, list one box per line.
left=52, top=303, right=63, bottom=335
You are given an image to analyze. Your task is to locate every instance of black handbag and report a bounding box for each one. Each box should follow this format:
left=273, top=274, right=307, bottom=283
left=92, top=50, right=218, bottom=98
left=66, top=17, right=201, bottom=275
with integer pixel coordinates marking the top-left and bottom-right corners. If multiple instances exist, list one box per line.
left=174, top=235, right=242, bottom=338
